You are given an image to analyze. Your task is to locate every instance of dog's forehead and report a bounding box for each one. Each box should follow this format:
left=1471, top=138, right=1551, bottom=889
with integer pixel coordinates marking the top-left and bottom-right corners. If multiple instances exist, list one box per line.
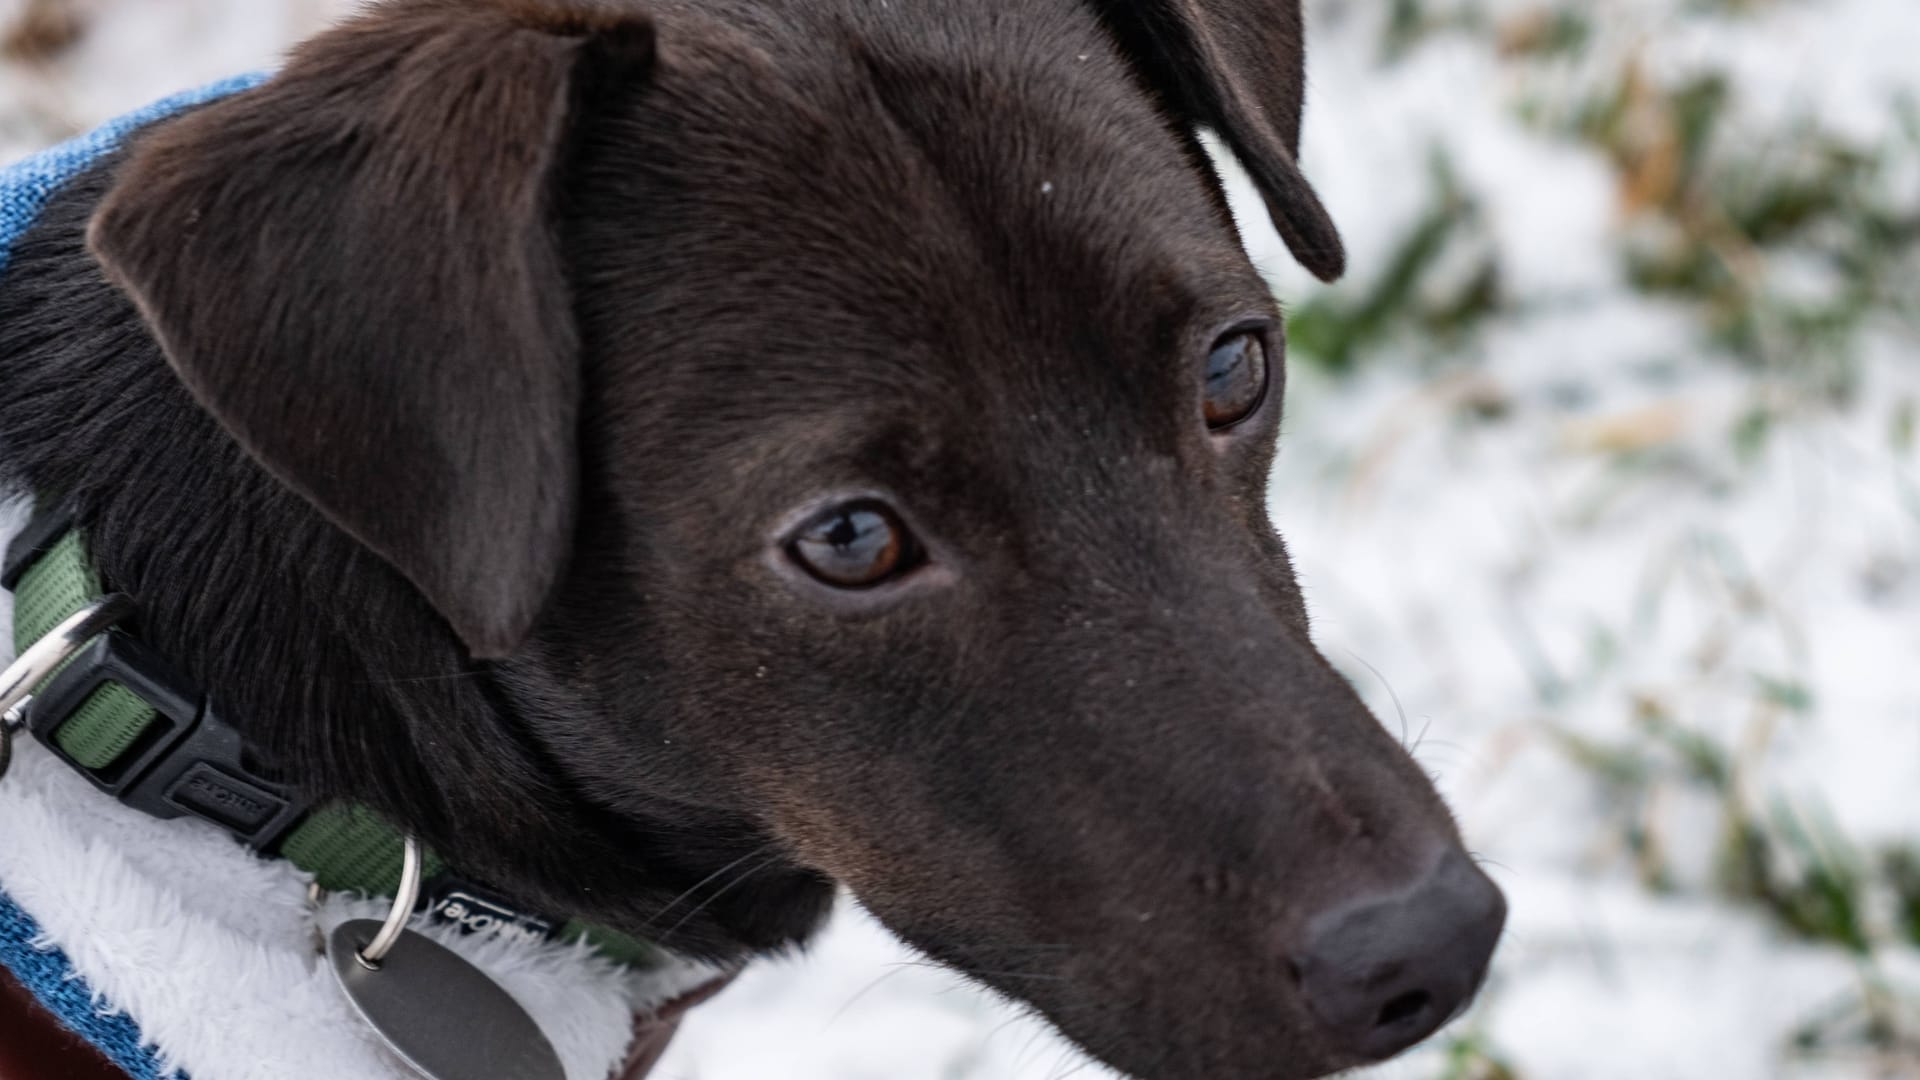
left=578, top=0, right=1262, bottom=399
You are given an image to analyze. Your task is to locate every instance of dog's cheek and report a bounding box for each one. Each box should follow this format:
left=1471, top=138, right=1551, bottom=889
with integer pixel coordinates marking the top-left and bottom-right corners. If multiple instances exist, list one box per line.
left=736, top=755, right=933, bottom=890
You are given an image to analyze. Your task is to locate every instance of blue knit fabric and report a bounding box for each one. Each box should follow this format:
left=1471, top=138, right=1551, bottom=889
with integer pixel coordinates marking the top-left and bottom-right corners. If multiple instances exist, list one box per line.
left=0, top=72, right=268, bottom=1080
left=0, top=889, right=174, bottom=1079
left=0, top=71, right=267, bottom=280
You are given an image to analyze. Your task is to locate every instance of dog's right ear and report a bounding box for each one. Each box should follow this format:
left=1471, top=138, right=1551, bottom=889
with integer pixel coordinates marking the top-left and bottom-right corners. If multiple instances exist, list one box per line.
left=89, top=2, right=655, bottom=660
left=1090, top=0, right=1346, bottom=281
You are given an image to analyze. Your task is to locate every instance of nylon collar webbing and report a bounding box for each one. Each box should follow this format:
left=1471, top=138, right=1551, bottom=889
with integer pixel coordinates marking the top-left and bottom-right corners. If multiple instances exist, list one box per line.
left=4, top=513, right=655, bottom=967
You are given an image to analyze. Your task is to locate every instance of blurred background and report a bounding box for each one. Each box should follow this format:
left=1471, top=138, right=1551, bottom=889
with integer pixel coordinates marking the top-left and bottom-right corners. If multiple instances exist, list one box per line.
left=4, top=0, right=1915, bottom=1076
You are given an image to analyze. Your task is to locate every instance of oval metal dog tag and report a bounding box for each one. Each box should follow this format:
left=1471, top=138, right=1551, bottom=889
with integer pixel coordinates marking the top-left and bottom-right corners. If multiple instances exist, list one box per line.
left=327, top=918, right=565, bottom=1080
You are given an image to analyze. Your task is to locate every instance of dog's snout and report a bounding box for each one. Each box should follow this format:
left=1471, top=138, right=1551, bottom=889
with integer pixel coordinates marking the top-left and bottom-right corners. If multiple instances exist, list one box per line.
left=1293, top=849, right=1506, bottom=1063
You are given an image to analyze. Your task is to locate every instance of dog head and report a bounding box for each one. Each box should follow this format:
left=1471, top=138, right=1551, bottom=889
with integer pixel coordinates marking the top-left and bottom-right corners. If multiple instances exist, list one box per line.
left=87, top=0, right=1502, bottom=1076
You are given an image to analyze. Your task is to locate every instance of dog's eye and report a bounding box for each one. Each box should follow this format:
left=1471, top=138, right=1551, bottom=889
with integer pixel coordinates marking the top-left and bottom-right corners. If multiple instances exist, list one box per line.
left=1203, top=331, right=1268, bottom=430
left=789, top=502, right=915, bottom=587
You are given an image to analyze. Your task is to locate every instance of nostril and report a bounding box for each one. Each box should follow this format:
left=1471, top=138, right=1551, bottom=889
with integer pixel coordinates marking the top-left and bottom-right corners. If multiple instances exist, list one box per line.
left=1375, top=989, right=1431, bottom=1029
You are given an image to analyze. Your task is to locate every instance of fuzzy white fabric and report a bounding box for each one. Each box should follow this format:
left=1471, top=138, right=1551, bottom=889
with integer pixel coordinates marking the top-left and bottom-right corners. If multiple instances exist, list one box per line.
left=0, top=501, right=722, bottom=1080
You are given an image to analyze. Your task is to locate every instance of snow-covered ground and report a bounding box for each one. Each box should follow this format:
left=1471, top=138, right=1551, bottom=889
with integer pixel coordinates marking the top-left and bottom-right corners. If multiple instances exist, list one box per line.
left=4, top=0, right=1915, bottom=1077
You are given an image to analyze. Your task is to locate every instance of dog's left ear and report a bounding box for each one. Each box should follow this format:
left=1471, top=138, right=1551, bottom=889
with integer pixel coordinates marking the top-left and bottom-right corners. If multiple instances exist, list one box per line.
left=1090, top=0, right=1345, bottom=281
left=89, top=3, right=657, bottom=659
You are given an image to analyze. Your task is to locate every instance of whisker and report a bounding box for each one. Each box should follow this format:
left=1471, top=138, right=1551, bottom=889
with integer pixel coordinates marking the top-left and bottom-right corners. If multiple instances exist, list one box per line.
left=363, top=670, right=486, bottom=685
left=1410, top=714, right=1436, bottom=755
left=825, top=963, right=917, bottom=1029
left=875, top=956, right=1073, bottom=985
left=1346, top=649, right=1411, bottom=747
left=642, top=843, right=776, bottom=929
left=653, top=853, right=782, bottom=942
left=1469, top=851, right=1514, bottom=875
left=947, top=967, right=1072, bottom=984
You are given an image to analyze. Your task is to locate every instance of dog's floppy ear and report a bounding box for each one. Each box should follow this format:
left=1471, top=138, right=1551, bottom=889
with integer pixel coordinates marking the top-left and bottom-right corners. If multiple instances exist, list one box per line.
left=89, top=3, right=655, bottom=659
left=1092, top=0, right=1346, bottom=281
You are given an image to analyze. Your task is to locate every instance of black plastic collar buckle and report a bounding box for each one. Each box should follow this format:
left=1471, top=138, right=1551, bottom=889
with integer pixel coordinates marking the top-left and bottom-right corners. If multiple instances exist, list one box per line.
left=24, top=630, right=308, bottom=850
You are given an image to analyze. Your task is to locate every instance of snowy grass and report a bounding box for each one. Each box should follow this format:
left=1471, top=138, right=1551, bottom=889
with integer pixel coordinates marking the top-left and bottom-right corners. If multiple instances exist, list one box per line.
left=5, top=0, right=1915, bottom=1077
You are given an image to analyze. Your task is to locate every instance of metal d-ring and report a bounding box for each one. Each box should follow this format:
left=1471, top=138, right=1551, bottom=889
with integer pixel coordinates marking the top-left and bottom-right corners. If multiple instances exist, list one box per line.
left=355, top=835, right=424, bottom=970
left=0, top=594, right=134, bottom=780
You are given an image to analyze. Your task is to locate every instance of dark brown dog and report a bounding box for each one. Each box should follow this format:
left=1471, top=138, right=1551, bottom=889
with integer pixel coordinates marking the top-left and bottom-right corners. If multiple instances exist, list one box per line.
left=0, top=0, right=1503, bottom=1076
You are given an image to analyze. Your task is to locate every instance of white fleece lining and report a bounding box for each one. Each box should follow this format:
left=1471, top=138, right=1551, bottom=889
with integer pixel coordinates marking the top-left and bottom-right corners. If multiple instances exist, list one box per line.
left=0, top=501, right=724, bottom=1080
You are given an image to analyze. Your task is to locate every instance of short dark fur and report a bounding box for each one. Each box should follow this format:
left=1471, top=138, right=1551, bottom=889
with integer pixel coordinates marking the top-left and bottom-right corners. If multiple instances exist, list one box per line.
left=0, top=1, right=1491, bottom=1077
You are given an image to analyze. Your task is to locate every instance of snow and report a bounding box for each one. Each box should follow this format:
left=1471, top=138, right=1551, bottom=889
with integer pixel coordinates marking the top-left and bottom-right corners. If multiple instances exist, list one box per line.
left=4, top=0, right=1915, bottom=1077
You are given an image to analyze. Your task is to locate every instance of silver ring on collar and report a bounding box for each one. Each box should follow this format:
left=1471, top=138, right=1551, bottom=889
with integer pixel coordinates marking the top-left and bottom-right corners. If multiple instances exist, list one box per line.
left=0, top=593, right=135, bottom=781
left=355, top=834, right=424, bottom=969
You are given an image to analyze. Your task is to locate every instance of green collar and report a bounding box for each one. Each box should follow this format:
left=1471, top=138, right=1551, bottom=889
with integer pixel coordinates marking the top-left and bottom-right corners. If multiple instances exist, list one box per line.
left=4, top=508, right=656, bottom=967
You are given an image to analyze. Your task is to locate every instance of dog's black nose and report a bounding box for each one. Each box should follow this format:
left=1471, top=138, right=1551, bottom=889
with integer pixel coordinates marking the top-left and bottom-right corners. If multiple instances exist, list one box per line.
left=1294, top=849, right=1506, bottom=1062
